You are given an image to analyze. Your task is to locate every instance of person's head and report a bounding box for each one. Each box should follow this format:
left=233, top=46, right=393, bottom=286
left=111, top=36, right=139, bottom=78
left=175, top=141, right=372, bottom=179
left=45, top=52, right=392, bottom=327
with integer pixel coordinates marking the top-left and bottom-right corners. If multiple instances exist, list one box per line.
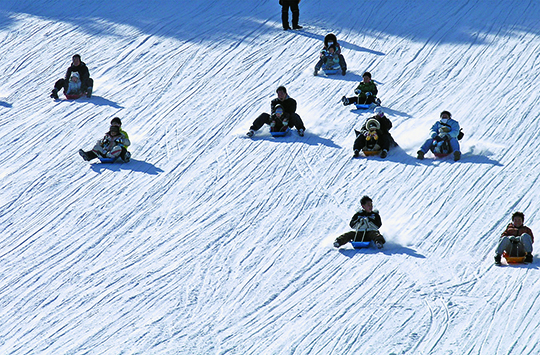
left=109, top=124, right=121, bottom=136
left=374, top=106, right=384, bottom=117
left=440, top=110, right=451, bottom=123
left=111, top=117, right=122, bottom=127
left=366, top=118, right=380, bottom=131
left=72, top=54, right=81, bottom=66
left=328, top=44, right=336, bottom=54
left=512, top=211, right=525, bottom=227
left=324, top=33, right=337, bottom=47
left=70, top=72, right=80, bottom=82
left=362, top=72, right=372, bottom=83
left=276, top=86, right=287, bottom=101
left=360, top=195, right=373, bottom=212
left=274, top=104, right=284, bottom=117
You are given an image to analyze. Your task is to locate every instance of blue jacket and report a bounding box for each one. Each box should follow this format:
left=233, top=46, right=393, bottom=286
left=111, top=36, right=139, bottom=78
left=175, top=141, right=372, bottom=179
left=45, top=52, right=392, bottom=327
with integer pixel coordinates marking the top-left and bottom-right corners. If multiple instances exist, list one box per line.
left=429, top=118, right=460, bottom=139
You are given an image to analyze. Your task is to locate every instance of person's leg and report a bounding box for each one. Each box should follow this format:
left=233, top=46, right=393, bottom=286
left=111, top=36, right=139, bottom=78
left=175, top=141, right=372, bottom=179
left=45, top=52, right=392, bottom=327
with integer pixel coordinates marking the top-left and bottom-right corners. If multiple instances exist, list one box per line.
left=250, top=113, right=271, bottom=131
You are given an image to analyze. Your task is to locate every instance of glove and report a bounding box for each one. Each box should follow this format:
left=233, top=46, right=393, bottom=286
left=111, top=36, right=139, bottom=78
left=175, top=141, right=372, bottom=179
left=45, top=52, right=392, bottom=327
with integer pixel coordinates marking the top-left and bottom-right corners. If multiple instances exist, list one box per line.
left=430, top=131, right=437, bottom=139
left=101, top=138, right=110, bottom=147
left=270, top=120, right=276, bottom=128
left=114, top=137, right=124, bottom=145
left=438, top=132, right=448, bottom=139
left=354, top=89, right=360, bottom=95
left=282, top=119, right=288, bottom=126
left=439, top=126, right=451, bottom=133
left=365, top=92, right=372, bottom=96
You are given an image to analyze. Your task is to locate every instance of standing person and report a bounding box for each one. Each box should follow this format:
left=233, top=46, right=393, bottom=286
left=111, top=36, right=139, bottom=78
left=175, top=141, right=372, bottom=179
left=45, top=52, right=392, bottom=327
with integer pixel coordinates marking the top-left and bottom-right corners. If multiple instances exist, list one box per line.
left=79, top=117, right=131, bottom=163
left=416, top=110, right=462, bottom=161
left=341, top=72, right=380, bottom=106
left=280, top=0, right=302, bottom=30
left=50, top=54, right=94, bottom=99
left=314, top=33, right=347, bottom=76
left=353, top=107, right=395, bottom=158
left=333, top=196, right=386, bottom=249
left=247, top=86, right=306, bottom=137
left=494, top=212, right=534, bottom=265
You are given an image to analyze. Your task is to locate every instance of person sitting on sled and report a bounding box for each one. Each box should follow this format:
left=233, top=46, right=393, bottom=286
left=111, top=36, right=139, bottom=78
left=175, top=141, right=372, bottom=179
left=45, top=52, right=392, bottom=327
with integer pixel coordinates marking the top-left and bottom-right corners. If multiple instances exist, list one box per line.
left=341, top=72, right=379, bottom=106
left=314, top=33, right=347, bottom=76
left=353, top=107, right=395, bottom=158
left=247, top=86, right=306, bottom=137
left=79, top=117, right=131, bottom=162
left=333, top=195, right=386, bottom=249
left=416, top=110, right=462, bottom=161
left=50, top=54, right=94, bottom=99
left=494, top=212, right=534, bottom=265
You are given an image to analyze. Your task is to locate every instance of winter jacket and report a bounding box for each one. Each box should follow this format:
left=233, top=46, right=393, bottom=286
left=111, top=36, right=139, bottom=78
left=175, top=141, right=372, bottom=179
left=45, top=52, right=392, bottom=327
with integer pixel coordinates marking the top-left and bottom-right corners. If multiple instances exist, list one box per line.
left=501, top=223, right=534, bottom=243
left=271, top=96, right=297, bottom=114
left=355, top=81, right=378, bottom=97
left=98, top=130, right=131, bottom=152
left=429, top=118, right=460, bottom=140
left=64, top=62, right=91, bottom=89
left=349, top=210, right=382, bottom=232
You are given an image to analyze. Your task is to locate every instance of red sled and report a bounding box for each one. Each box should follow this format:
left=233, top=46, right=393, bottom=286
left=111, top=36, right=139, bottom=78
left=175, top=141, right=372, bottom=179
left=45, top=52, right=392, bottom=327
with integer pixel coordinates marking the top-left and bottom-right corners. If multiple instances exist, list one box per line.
left=64, top=93, right=85, bottom=100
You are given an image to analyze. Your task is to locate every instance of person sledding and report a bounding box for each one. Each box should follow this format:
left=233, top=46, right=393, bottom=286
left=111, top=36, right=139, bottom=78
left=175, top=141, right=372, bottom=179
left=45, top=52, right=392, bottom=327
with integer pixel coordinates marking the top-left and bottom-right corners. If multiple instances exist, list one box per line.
left=79, top=117, right=131, bottom=163
left=314, top=33, right=347, bottom=76
left=247, top=86, right=306, bottom=137
left=333, top=195, right=386, bottom=249
left=50, top=54, right=94, bottom=99
left=416, top=110, right=462, bottom=161
left=353, top=107, right=395, bottom=158
left=341, top=72, right=380, bottom=107
left=494, top=212, right=534, bottom=265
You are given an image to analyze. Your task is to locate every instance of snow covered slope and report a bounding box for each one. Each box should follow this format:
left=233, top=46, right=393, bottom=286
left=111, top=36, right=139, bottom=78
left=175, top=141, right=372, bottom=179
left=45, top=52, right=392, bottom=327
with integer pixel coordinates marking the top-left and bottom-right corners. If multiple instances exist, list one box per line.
left=1, top=0, right=540, bottom=353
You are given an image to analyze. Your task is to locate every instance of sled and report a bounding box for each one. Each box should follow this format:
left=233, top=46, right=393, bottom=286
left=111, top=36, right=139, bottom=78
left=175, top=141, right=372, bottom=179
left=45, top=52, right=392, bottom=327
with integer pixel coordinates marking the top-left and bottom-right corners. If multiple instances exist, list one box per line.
left=354, top=103, right=373, bottom=110
left=362, top=149, right=381, bottom=157
left=350, top=241, right=371, bottom=249
left=98, top=157, right=118, bottom=163
left=433, top=152, right=451, bottom=158
left=502, top=241, right=527, bottom=264
left=64, top=93, right=85, bottom=100
left=270, top=127, right=291, bottom=137
left=322, top=68, right=339, bottom=75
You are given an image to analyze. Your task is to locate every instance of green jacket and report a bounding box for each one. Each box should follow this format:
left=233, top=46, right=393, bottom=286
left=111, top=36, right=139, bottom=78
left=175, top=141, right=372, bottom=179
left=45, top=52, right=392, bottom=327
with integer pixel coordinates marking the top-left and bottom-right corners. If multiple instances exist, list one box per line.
left=355, top=81, right=378, bottom=96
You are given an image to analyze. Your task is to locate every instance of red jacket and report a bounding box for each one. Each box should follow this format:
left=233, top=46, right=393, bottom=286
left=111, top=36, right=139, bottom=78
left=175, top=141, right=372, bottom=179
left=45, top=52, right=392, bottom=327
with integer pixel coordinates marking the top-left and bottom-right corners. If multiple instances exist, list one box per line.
left=501, top=223, right=534, bottom=243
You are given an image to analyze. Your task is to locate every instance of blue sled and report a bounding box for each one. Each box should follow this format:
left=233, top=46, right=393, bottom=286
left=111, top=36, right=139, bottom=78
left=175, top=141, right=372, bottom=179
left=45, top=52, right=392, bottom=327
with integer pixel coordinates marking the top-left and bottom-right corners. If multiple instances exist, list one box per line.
left=350, top=241, right=372, bottom=249
left=323, top=68, right=339, bottom=75
left=270, top=127, right=291, bottom=137
left=354, top=103, right=374, bottom=110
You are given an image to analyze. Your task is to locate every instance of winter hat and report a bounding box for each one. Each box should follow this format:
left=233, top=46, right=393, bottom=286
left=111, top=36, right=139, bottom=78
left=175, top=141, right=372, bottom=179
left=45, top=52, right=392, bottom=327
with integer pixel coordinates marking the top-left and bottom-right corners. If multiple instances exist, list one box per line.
left=70, top=72, right=80, bottom=80
left=111, top=117, right=122, bottom=126
left=363, top=72, right=372, bottom=78
left=276, top=86, right=287, bottom=94
left=274, top=104, right=284, bottom=115
left=366, top=118, right=381, bottom=131
left=440, top=110, right=452, bottom=118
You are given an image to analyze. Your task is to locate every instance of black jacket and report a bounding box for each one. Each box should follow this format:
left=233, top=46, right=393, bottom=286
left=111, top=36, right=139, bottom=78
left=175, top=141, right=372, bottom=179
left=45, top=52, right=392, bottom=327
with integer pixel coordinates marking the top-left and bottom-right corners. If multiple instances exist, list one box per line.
left=349, top=210, right=382, bottom=229
left=271, top=96, right=297, bottom=115
left=64, top=62, right=91, bottom=88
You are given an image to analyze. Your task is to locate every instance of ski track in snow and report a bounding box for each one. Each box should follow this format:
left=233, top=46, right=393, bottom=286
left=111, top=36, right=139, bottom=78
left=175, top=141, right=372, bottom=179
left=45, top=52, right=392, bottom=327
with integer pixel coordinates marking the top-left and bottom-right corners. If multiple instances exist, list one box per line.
left=2, top=0, right=540, bottom=354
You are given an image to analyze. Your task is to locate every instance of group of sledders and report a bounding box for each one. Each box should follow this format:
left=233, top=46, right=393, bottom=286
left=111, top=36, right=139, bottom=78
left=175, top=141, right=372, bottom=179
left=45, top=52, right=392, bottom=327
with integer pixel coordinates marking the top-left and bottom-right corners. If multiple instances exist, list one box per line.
left=49, top=54, right=132, bottom=164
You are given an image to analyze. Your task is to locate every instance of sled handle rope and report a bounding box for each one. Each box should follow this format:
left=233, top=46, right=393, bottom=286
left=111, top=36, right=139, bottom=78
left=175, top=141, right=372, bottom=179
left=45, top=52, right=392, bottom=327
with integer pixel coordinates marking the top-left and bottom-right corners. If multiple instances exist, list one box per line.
left=352, top=218, right=368, bottom=242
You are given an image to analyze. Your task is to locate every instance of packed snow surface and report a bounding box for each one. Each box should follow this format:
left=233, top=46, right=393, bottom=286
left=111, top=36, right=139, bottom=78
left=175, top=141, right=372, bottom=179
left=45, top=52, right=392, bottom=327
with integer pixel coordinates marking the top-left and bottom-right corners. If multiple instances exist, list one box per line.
left=1, top=0, right=540, bottom=354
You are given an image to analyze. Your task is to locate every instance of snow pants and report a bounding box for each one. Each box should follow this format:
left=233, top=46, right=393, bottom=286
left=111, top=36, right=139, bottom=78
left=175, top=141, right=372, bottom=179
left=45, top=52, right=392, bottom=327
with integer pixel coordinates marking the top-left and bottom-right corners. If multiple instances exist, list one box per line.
left=345, top=94, right=376, bottom=105
left=496, top=234, right=533, bottom=255
left=420, top=137, right=460, bottom=154
left=54, top=77, right=94, bottom=93
left=315, top=55, right=347, bottom=72
left=250, top=112, right=305, bottom=132
left=335, top=230, right=385, bottom=247
left=281, top=1, right=300, bottom=29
